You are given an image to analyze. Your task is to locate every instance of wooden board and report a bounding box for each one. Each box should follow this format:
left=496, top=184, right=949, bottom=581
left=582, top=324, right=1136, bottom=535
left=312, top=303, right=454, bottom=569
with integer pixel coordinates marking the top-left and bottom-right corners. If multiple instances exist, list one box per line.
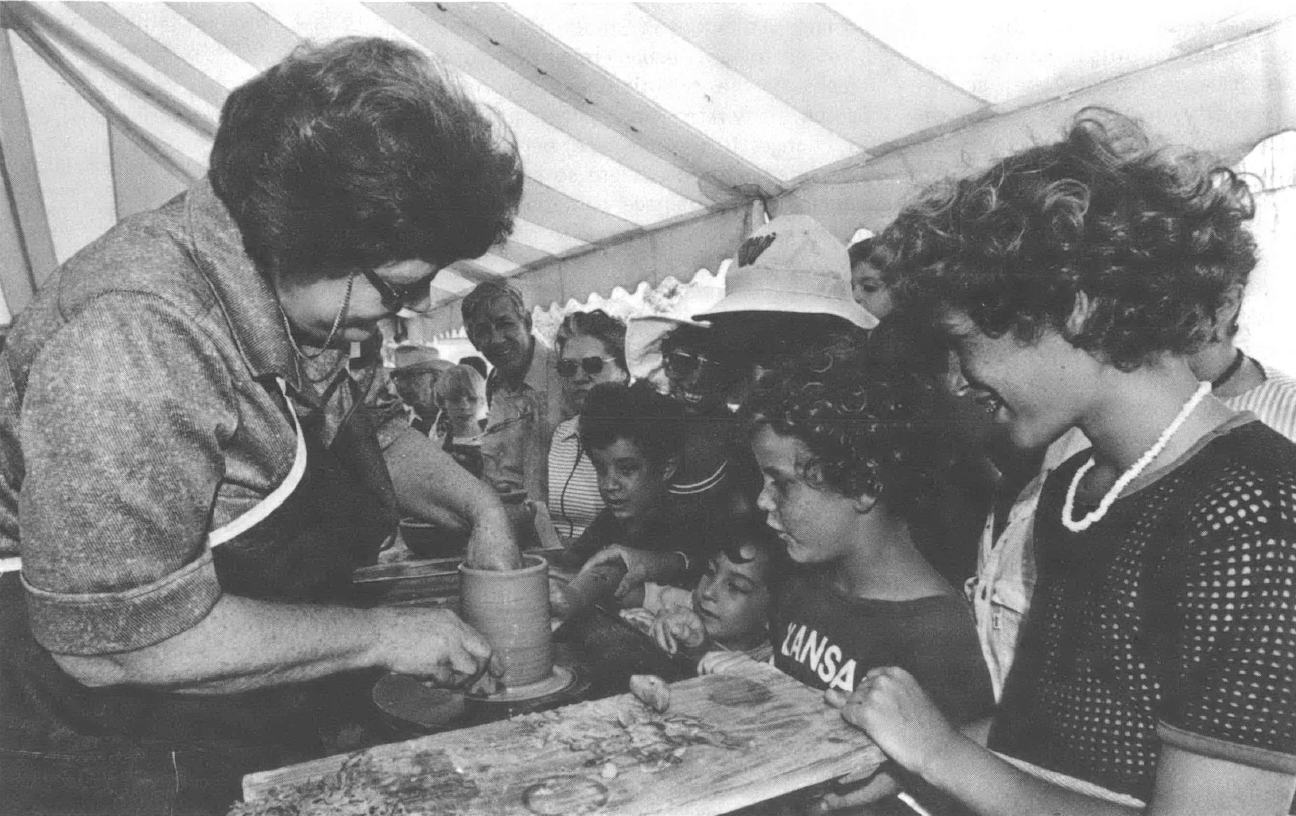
left=241, top=660, right=883, bottom=816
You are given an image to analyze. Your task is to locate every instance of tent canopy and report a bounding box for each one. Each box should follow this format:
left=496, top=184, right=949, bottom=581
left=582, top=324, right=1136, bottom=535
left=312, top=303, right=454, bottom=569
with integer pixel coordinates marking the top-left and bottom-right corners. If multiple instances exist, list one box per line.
left=3, top=2, right=1295, bottom=334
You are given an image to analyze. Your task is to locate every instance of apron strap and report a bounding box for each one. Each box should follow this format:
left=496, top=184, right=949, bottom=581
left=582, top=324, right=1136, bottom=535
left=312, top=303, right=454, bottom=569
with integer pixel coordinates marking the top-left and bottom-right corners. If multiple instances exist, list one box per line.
left=0, top=377, right=307, bottom=573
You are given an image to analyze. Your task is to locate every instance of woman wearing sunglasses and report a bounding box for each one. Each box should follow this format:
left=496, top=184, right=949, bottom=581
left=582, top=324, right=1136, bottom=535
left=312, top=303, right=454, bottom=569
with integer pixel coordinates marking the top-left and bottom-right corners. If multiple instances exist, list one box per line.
left=547, top=310, right=631, bottom=540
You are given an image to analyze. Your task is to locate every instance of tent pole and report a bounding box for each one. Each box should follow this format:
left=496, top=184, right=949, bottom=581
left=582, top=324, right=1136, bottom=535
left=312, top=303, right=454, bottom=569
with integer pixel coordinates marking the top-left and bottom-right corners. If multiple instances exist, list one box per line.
left=0, top=23, right=56, bottom=317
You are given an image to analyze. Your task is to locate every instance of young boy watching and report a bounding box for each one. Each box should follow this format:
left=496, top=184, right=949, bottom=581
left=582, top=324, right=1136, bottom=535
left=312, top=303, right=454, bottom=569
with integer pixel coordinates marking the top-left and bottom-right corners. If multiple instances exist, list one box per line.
left=551, top=382, right=705, bottom=615
left=620, top=520, right=785, bottom=663
left=742, top=341, right=993, bottom=724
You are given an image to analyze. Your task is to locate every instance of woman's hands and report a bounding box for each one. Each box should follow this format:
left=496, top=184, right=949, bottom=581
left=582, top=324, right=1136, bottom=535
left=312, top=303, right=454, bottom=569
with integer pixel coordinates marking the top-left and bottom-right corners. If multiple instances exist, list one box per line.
left=373, top=607, right=502, bottom=689
left=825, top=666, right=962, bottom=779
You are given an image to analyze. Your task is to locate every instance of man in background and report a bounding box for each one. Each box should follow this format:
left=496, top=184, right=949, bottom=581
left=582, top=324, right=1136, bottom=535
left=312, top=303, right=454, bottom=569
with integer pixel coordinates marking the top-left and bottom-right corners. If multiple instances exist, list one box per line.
left=461, top=280, right=564, bottom=503
left=390, top=344, right=452, bottom=435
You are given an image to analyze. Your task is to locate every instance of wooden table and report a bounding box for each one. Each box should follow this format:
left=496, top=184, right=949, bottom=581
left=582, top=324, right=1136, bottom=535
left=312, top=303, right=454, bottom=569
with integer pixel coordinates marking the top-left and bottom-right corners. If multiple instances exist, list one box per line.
left=241, top=660, right=884, bottom=816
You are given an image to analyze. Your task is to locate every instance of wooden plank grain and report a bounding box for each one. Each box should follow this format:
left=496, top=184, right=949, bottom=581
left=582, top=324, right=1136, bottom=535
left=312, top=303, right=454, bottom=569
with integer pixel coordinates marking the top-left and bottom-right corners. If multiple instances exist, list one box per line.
left=241, top=661, right=883, bottom=815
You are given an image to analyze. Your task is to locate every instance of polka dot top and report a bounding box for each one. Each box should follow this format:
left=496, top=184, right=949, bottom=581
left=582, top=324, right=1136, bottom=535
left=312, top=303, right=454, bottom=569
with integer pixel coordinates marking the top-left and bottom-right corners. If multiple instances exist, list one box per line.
left=990, top=417, right=1296, bottom=802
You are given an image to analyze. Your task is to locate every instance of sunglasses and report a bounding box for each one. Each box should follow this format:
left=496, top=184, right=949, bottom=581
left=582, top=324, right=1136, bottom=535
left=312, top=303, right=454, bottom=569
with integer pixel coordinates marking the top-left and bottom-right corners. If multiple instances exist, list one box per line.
left=663, top=349, right=721, bottom=378
left=360, top=266, right=439, bottom=313
left=557, top=356, right=617, bottom=378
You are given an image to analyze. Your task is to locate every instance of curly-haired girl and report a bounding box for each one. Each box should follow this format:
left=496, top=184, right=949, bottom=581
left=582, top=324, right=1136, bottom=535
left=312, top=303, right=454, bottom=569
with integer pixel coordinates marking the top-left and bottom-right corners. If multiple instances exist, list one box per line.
left=836, top=109, right=1296, bottom=816
left=743, top=340, right=993, bottom=720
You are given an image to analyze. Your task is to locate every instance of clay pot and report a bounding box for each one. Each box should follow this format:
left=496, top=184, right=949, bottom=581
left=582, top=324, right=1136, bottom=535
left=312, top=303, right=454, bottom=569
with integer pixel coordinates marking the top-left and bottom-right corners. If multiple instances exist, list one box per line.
left=459, top=554, right=554, bottom=688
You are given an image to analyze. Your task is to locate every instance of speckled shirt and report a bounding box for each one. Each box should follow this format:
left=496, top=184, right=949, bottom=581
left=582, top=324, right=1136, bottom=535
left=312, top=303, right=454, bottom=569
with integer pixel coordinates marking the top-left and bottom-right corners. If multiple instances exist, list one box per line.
left=0, top=178, right=364, bottom=656
left=990, top=416, right=1296, bottom=800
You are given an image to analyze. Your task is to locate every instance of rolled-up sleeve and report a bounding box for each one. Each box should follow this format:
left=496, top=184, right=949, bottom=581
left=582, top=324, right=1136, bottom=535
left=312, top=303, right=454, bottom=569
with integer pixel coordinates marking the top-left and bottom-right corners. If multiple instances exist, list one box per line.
left=20, top=292, right=236, bottom=655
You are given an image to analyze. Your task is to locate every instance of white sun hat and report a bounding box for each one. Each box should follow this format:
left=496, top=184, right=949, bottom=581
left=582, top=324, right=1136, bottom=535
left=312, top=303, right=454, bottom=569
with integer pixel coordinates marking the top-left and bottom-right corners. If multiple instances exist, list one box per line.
left=694, top=214, right=879, bottom=330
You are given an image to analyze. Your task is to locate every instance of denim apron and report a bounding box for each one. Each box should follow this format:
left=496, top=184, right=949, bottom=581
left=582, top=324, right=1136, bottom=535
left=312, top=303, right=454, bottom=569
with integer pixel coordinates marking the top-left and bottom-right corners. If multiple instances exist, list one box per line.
left=0, top=377, right=398, bottom=815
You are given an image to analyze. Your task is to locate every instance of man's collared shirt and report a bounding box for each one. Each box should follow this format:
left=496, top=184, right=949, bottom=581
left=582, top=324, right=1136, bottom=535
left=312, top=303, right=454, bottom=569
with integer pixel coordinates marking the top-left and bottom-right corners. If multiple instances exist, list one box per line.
left=480, top=339, right=564, bottom=502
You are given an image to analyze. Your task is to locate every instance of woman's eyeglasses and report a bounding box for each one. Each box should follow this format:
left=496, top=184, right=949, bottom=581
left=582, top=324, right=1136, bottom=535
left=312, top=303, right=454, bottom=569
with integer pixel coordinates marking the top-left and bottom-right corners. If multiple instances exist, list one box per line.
left=663, top=349, right=720, bottom=378
left=557, top=356, right=617, bottom=378
left=360, top=267, right=437, bottom=313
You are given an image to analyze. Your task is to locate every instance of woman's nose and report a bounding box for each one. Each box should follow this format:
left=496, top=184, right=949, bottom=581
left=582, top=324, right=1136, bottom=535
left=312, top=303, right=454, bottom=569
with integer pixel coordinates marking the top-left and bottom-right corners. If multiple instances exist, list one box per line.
left=756, top=484, right=774, bottom=512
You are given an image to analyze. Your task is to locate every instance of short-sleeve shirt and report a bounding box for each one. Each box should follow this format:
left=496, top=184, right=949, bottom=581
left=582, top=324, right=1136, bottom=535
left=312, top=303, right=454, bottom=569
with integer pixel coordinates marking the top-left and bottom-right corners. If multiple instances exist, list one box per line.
left=773, top=567, right=994, bottom=725
left=547, top=417, right=602, bottom=541
left=481, top=341, right=564, bottom=502
left=0, top=179, right=361, bottom=655
left=990, top=417, right=1296, bottom=801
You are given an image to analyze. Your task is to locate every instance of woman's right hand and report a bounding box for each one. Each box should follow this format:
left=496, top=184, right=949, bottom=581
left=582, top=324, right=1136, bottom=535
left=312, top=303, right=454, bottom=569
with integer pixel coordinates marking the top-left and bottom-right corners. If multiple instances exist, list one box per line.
left=826, top=666, right=962, bottom=778
left=374, top=607, right=500, bottom=688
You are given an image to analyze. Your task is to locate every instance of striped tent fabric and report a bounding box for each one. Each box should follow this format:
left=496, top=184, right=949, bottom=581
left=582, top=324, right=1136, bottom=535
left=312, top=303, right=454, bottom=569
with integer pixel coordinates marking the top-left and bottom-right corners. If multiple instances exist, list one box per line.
left=2, top=2, right=1296, bottom=336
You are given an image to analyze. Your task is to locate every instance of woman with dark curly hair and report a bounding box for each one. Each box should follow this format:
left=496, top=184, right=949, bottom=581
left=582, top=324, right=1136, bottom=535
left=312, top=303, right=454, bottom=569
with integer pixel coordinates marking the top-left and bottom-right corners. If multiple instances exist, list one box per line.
left=742, top=339, right=992, bottom=719
left=831, top=110, right=1296, bottom=816
left=0, top=37, right=524, bottom=814
left=548, top=310, right=631, bottom=540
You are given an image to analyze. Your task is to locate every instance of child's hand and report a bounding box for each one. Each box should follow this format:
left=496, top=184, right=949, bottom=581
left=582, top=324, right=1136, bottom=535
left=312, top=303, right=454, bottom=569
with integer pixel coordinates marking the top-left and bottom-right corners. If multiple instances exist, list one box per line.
left=650, top=608, right=706, bottom=655
left=582, top=545, right=682, bottom=599
left=828, top=666, right=962, bottom=779
left=618, top=607, right=656, bottom=635
left=697, top=650, right=759, bottom=676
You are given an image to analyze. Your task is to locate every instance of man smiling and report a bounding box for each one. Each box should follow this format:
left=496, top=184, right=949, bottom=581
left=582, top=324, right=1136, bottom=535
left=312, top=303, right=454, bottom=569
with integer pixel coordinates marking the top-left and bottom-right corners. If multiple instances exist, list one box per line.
left=462, top=280, right=564, bottom=502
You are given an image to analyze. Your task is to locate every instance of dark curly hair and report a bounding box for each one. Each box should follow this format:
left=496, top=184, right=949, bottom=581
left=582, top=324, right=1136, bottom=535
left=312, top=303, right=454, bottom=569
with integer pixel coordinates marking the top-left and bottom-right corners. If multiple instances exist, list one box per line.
left=210, top=37, right=524, bottom=278
left=884, top=108, right=1256, bottom=371
left=742, top=338, right=957, bottom=525
left=556, top=309, right=628, bottom=372
left=579, top=381, right=687, bottom=466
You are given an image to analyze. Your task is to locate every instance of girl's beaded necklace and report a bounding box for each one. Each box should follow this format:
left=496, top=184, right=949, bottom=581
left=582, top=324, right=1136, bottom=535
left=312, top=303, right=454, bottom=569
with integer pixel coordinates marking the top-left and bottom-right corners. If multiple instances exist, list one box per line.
left=1061, top=380, right=1211, bottom=533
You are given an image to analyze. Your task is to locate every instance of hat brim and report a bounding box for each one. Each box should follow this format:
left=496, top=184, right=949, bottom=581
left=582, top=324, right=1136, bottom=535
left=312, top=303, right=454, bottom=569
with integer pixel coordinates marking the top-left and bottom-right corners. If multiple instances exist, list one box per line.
left=624, top=315, right=711, bottom=384
left=693, top=291, right=879, bottom=330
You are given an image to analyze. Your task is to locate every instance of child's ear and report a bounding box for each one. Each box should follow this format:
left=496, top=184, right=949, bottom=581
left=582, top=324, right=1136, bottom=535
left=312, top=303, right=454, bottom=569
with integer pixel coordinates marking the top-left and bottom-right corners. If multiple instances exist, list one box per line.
left=851, top=492, right=878, bottom=514
left=660, top=455, right=680, bottom=483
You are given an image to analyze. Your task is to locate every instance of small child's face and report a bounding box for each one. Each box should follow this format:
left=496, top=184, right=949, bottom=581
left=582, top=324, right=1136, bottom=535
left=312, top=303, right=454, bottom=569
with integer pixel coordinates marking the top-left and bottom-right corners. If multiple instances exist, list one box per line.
left=692, top=546, right=770, bottom=647
left=589, top=438, right=671, bottom=523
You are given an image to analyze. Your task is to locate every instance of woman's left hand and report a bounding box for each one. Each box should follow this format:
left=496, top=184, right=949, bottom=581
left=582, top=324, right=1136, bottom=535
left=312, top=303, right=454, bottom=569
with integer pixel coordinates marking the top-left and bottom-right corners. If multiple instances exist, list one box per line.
left=825, top=666, right=961, bottom=778
left=464, top=504, right=523, bottom=571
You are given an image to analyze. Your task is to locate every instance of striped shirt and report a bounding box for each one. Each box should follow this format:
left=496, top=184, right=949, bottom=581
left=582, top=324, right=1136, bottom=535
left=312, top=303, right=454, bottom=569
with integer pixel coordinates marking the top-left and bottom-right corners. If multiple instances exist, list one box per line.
left=547, top=417, right=603, bottom=541
left=1226, top=364, right=1296, bottom=441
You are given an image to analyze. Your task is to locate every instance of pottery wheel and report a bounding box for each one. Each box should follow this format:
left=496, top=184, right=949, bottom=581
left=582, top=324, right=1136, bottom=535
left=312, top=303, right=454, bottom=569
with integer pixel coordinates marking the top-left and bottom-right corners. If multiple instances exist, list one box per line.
left=477, top=665, right=577, bottom=704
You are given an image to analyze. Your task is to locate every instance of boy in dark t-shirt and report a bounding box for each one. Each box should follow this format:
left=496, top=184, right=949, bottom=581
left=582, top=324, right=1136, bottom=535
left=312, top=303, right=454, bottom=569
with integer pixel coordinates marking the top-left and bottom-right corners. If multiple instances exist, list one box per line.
left=553, top=382, right=705, bottom=612
left=743, top=341, right=993, bottom=726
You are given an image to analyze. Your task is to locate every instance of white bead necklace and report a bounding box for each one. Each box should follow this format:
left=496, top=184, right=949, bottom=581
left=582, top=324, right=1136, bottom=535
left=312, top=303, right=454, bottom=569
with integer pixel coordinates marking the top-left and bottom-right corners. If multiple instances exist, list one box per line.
left=1062, top=380, right=1211, bottom=533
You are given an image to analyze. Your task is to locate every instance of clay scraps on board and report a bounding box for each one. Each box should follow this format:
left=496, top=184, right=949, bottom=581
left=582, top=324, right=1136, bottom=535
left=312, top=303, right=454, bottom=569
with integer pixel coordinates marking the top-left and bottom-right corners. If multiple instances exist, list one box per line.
left=513, top=700, right=749, bottom=774
left=227, top=749, right=478, bottom=816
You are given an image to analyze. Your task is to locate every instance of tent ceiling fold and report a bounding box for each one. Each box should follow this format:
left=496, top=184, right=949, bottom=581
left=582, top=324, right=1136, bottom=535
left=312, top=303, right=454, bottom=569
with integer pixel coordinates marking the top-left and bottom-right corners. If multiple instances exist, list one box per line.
left=2, top=1, right=1295, bottom=332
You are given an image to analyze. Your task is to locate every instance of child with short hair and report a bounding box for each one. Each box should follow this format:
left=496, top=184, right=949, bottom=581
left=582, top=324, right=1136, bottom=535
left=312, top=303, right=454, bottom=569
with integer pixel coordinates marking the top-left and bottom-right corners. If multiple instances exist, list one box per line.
left=620, top=520, right=785, bottom=663
left=432, top=364, right=488, bottom=478
left=550, top=381, right=705, bottom=615
left=742, top=340, right=993, bottom=724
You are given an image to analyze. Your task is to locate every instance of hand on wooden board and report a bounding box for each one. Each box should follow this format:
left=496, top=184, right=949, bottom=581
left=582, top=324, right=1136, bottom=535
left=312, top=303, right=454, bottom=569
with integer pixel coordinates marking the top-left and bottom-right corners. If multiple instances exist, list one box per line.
left=830, top=666, right=960, bottom=779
